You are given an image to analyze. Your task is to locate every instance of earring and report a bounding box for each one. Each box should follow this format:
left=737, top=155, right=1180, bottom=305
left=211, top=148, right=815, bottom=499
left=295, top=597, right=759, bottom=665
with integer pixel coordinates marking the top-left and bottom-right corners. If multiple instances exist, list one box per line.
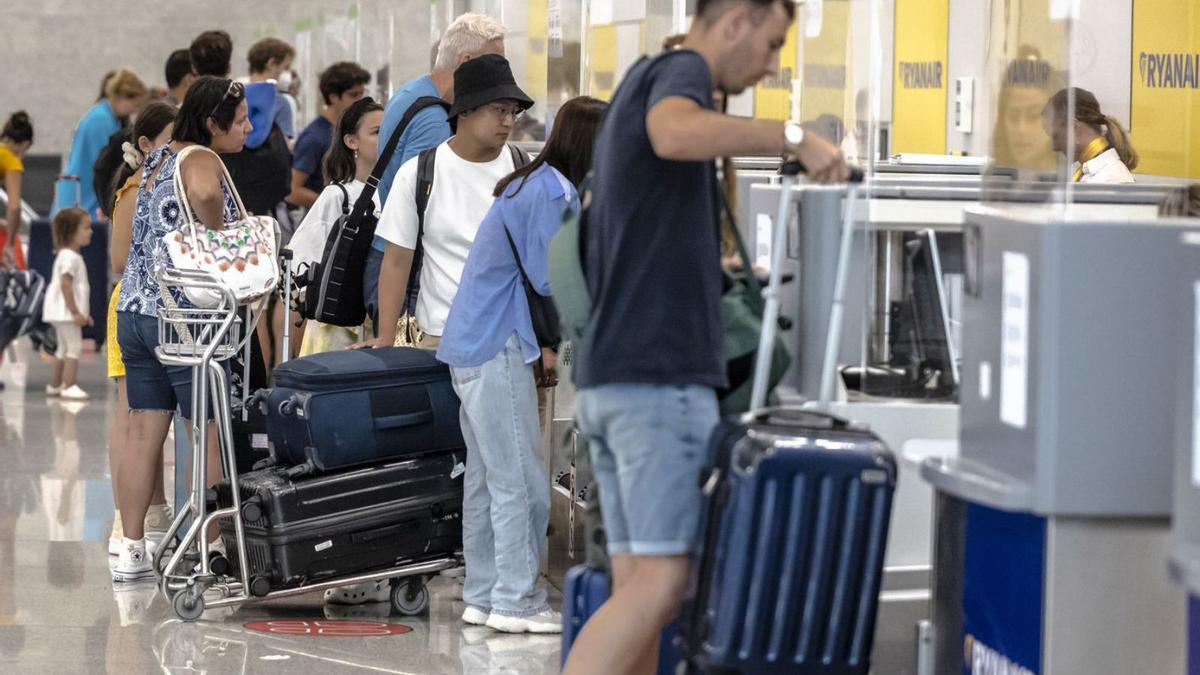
left=354, top=150, right=358, bottom=159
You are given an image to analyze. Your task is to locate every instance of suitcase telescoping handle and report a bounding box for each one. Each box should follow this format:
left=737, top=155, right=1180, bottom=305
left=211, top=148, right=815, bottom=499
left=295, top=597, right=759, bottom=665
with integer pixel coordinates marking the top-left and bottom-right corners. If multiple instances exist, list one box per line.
left=747, top=161, right=863, bottom=414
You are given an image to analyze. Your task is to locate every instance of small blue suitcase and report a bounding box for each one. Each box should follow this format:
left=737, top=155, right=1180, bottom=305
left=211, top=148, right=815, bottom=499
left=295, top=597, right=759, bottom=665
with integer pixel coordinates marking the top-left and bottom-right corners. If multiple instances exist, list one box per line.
left=562, top=565, right=683, bottom=673
left=266, top=347, right=465, bottom=473
left=681, top=409, right=896, bottom=675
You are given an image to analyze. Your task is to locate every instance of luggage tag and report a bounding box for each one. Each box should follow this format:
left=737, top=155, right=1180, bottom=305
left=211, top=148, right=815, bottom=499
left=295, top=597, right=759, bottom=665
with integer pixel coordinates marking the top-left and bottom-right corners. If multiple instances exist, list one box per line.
left=450, top=462, right=465, bottom=479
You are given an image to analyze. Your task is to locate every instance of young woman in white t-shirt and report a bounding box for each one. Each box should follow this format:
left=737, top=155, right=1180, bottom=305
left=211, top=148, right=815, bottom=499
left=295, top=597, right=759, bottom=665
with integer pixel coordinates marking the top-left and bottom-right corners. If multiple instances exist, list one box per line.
left=43, top=207, right=94, bottom=400
left=289, top=97, right=384, bottom=355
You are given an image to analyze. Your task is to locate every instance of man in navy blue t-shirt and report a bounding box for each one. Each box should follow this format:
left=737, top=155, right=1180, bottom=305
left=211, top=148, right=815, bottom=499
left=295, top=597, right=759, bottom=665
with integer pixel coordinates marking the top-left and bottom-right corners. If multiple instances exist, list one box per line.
left=287, top=62, right=370, bottom=209
left=565, top=0, right=847, bottom=672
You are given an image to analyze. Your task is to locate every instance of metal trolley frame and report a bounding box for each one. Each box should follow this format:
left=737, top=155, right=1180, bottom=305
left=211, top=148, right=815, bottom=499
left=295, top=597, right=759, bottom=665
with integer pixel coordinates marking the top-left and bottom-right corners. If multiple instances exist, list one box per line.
left=149, top=265, right=459, bottom=622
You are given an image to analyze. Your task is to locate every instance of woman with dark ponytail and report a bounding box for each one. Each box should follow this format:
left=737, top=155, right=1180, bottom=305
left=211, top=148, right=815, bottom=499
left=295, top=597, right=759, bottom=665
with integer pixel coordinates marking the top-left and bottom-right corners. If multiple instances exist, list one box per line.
left=0, top=111, right=34, bottom=268
left=287, top=97, right=385, bottom=360
left=1042, top=87, right=1138, bottom=183
left=104, top=101, right=177, bottom=558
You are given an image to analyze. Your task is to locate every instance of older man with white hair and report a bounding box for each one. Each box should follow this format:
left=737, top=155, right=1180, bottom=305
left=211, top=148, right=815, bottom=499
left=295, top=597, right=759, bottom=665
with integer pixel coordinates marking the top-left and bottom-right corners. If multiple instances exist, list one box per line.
left=361, top=13, right=507, bottom=331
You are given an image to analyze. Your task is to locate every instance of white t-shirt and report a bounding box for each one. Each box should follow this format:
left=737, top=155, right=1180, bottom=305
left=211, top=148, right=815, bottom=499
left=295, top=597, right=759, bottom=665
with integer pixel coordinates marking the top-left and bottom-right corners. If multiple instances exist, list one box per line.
left=375, top=143, right=516, bottom=336
left=287, top=180, right=381, bottom=270
left=42, top=248, right=89, bottom=323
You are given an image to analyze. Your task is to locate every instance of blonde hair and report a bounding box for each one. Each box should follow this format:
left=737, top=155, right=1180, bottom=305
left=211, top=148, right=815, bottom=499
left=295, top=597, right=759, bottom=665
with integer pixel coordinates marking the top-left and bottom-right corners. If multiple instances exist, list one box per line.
left=104, top=69, right=148, bottom=101
left=434, top=13, right=505, bottom=70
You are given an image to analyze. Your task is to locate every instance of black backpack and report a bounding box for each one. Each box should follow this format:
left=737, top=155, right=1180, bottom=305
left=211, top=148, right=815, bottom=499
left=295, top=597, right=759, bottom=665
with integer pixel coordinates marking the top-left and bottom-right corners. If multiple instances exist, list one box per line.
left=402, top=143, right=530, bottom=315
left=302, top=96, right=450, bottom=326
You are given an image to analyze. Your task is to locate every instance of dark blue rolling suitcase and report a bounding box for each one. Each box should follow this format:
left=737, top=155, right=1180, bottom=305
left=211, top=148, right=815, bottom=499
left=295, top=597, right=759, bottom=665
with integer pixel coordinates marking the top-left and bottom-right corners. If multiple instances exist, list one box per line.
left=562, top=564, right=683, bottom=674
left=681, top=175, right=895, bottom=674
left=266, top=346, right=465, bottom=473
left=683, top=411, right=895, bottom=674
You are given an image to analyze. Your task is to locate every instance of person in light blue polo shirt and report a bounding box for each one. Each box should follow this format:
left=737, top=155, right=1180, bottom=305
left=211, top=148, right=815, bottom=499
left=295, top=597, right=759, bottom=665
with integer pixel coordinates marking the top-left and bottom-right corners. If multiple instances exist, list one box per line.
left=362, top=13, right=506, bottom=333
left=436, top=97, right=606, bottom=633
left=54, top=70, right=147, bottom=217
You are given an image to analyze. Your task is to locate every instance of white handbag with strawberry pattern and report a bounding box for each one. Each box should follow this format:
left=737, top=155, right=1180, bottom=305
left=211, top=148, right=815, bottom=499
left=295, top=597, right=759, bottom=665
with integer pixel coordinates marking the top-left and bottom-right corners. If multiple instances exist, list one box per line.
left=160, top=145, right=280, bottom=308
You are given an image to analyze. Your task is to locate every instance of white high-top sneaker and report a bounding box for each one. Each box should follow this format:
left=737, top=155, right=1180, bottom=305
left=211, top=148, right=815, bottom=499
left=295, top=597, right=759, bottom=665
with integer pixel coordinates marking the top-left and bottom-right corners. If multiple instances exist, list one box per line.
left=111, top=538, right=156, bottom=583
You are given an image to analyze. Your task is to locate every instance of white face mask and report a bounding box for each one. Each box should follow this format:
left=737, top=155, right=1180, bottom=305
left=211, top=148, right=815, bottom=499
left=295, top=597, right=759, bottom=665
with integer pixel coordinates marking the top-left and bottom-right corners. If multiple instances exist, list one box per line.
left=277, top=70, right=295, bottom=91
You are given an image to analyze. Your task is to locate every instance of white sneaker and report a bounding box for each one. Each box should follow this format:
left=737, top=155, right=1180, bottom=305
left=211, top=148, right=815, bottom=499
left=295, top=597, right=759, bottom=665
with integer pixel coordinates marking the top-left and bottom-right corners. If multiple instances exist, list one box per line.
left=112, top=539, right=156, bottom=583
left=144, top=504, right=173, bottom=544
left=462, top=606, right=490, bottom=626
left=59, top=385, right=90, bottom=401
left=45, top=384, right=61, bottom=396
left=323, top=580, right=391, bottom=605
left=485, top=609, right=563, bottom=634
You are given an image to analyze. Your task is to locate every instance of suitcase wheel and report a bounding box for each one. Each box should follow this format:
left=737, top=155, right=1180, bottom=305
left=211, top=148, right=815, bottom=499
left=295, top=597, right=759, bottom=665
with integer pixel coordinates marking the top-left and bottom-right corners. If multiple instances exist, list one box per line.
left=390, top=578, right=430, bottom=616
left=173, top=587, right=206, bottom=622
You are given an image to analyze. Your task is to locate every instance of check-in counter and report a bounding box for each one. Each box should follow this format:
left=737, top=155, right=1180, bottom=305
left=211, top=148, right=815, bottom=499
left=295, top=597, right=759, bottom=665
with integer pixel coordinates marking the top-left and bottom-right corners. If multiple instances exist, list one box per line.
left=1169, top=229, right=1200, bottom=674
left=922, top=207, right=1197, bottom=675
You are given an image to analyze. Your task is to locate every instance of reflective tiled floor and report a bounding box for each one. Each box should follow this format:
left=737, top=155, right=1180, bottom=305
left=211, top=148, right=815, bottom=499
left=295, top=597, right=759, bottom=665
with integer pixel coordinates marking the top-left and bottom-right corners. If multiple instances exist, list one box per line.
left=0, top=343, right=562, bottom=674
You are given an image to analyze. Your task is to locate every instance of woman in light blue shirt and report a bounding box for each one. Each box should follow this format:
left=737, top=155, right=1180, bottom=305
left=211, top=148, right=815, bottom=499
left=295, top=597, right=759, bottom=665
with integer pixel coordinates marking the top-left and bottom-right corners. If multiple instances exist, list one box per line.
left=54, top=70, right=147, bottom=217
left=437, top=96, right=606, bottom=633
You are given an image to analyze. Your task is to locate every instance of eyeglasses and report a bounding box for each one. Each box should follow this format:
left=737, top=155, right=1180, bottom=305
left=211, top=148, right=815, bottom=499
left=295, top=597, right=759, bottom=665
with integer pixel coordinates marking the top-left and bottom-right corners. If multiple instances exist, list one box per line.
left=209, top=80, right=245, bottom=119
left=486, top=102, right=525, bottom=122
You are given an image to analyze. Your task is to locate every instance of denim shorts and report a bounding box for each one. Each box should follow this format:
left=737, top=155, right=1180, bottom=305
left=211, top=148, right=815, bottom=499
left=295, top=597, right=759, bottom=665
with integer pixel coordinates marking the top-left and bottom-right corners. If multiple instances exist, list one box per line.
left=116, top=310, right=212, bottom=419
left=576, top=383, right=719, bottom=556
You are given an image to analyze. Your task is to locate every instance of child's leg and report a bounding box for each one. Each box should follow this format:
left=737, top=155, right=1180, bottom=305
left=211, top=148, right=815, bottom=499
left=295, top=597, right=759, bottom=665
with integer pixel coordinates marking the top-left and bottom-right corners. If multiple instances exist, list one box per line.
left=62, top=358, right=78, bottom=388
left=50, top=358, right=64, bottom=388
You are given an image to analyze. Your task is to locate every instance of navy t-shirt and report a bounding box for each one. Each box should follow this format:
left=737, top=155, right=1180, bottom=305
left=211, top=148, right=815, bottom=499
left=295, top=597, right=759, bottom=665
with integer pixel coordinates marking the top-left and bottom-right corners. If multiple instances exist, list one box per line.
left=293, top=116, right=333, bottom=193
left=574, top=50, right=725, bottom=390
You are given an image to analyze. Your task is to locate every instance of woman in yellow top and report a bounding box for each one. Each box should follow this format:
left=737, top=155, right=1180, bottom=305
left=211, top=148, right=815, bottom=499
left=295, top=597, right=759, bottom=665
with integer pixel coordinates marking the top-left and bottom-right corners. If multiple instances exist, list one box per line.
left=105, top=102, right=177, bottom=555
left=0, top=111, right=33, bottom=269
left=1042, top=87, right=1139, bottom=184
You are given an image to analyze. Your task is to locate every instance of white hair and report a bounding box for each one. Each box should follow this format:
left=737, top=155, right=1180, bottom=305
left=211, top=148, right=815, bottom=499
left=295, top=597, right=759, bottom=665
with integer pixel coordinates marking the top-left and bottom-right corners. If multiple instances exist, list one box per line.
left=434, top=13, right=506, bottom=70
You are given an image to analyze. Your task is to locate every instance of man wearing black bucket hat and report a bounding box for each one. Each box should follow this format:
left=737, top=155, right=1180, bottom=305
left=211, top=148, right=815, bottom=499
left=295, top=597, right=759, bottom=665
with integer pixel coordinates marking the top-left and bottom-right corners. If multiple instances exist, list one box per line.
left=365, top=53, right=532, bottom=352
left=362, top=52, right=560, bottom=634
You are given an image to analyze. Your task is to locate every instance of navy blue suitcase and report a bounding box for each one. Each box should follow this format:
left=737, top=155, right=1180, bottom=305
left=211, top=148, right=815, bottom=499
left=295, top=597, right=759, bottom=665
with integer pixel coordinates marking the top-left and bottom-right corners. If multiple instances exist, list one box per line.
left=561, top=564, right=683, bottom=673
left=266, top=347, right=465, bottom=473
left=682, top=409, right=896, bottom=674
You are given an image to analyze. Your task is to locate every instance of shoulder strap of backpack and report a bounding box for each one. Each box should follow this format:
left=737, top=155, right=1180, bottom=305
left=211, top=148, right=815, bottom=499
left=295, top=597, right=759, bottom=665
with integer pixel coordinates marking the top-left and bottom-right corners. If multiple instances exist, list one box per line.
left=350, top=96, right=449, bottom=222
left=334, top=183, right=350, bottom=216
left=508, top=143, right=531, bottom=170
left=402, top=146, right=439, bottom=313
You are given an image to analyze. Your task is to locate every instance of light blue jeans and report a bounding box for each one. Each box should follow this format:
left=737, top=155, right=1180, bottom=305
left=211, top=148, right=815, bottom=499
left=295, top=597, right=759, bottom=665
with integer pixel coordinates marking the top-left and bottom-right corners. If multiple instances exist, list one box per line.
left=450, top=334, right=550, bottom=617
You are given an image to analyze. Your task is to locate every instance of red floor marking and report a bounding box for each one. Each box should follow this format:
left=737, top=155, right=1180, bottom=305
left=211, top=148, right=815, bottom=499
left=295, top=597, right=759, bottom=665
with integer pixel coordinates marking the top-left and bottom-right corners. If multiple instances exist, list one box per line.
left=243, top=619, right=413, bottom=637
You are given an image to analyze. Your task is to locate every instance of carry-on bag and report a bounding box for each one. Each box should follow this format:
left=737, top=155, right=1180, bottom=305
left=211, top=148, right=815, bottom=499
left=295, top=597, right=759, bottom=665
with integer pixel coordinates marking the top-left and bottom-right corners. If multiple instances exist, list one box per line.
left=216, top=448, right=465, bottom=594
left=562, top=564, right=683, bottom=674
left=681, top=165, right=897, bottom=675
left=265, top=346, right=465, bottom=473
left=0, top=269, right=47, bottom=352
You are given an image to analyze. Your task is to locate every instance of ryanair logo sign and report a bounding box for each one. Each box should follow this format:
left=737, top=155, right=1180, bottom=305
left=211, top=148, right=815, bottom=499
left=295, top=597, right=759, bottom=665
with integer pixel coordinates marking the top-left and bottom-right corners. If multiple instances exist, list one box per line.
left=899, top=61, right=944, bottom=89
left=1138, top=52, right=1200, bottom=89
left=964, top=634, right=1036, bottom=675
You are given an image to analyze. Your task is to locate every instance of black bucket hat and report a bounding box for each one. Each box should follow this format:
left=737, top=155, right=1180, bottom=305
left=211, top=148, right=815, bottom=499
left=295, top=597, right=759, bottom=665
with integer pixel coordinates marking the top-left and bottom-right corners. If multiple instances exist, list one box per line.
left=447, top=53, right=534, bottom=119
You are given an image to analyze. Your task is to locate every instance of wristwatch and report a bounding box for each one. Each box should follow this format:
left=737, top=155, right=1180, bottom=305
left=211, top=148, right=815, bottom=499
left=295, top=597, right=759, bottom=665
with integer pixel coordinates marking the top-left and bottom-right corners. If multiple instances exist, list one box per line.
left=784, top=121, right=805, bottom=148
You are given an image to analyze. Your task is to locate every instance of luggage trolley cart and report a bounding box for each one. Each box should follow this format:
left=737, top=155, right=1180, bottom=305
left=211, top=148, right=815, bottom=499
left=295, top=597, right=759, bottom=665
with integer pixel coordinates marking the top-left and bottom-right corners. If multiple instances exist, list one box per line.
left=152, top=266, right=458, bottom=622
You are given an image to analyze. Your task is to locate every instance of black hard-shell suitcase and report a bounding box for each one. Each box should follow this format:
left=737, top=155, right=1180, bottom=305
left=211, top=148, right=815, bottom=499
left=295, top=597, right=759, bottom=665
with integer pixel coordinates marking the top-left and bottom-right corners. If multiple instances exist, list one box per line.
left=266, top=346, right=465, bottom=473
left=216, top=448, right=465, bottom=593
left=681, top=168, right=895, bottom=674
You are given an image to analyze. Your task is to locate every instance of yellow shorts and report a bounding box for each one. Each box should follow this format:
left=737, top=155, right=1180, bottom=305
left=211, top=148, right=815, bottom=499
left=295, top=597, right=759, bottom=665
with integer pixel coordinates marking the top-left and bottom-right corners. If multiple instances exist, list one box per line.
left=107, top=282, right=125, bottom=379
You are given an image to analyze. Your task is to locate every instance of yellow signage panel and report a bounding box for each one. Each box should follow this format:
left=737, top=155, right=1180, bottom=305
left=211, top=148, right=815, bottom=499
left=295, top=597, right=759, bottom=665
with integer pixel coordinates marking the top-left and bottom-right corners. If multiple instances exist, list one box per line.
left=799, top=0, right=852, bottom=124
left=755, top=20, right=798, bottom=120
left=892, top=0, right=949, bottom=154
left=1131, top=0, right=1200, bottom=178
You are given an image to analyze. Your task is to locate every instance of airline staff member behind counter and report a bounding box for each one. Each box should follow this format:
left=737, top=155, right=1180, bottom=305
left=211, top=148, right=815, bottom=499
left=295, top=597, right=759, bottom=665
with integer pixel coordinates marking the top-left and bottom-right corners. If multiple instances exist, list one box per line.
left=1042, top=87, right=1139, bottom=184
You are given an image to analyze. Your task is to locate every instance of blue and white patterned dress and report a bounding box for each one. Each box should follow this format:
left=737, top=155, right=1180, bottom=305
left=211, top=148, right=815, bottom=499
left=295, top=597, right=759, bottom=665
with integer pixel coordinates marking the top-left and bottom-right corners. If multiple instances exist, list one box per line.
left=117, top=144, right=238, bottom=316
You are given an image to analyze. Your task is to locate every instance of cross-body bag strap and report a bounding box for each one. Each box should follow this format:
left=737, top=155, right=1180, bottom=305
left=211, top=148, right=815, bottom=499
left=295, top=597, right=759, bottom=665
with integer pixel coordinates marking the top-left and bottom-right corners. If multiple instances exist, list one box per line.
left=353, top=96, right=448, bottom=225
